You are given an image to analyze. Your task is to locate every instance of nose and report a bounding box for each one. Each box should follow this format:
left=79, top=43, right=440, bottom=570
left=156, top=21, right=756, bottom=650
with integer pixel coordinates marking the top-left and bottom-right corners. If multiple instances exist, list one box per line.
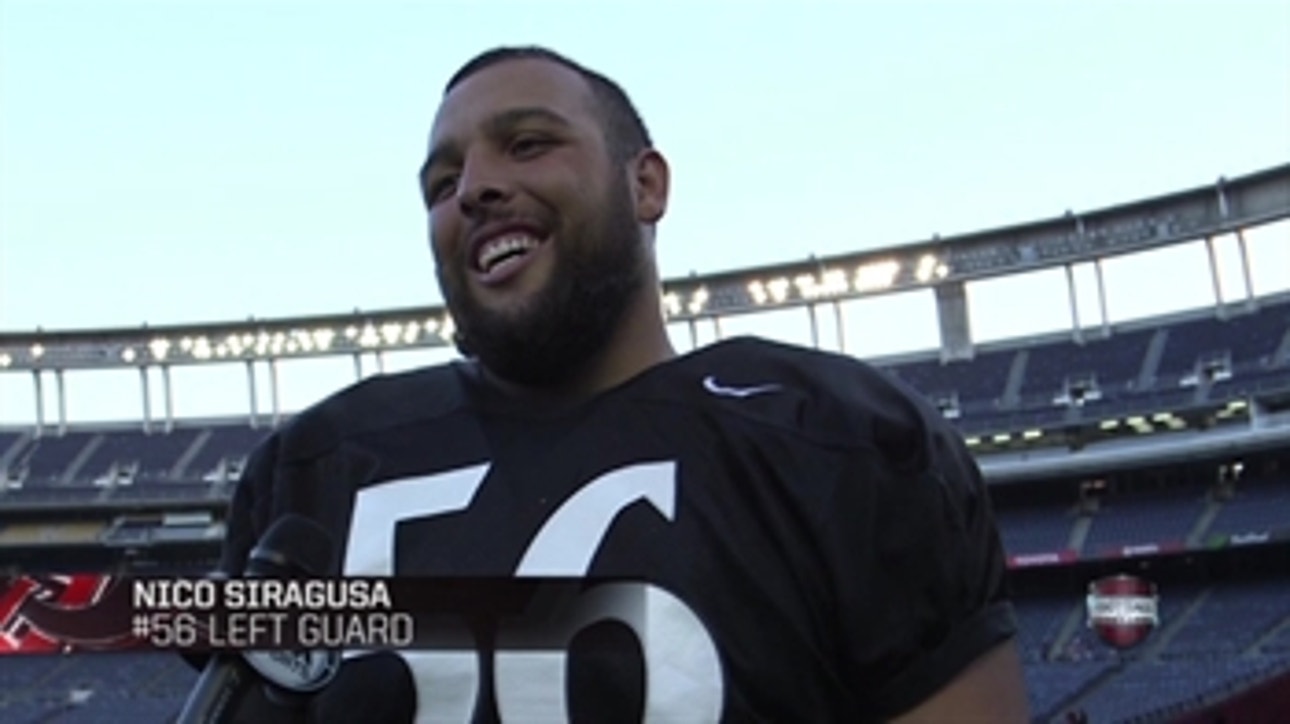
left=455, top=152, right=513, bottom=218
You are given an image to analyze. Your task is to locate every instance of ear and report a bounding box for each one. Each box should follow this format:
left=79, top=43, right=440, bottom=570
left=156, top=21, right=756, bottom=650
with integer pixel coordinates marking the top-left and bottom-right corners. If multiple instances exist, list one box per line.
left=630, top=149, right=670, bottom=225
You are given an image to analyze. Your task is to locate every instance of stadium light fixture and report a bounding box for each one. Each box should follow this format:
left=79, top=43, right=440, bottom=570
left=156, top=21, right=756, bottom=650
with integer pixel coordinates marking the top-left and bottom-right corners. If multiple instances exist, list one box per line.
left=991, top=433, right=1011, bottom=443
left=30, top=343, right=45, bottom=359
left=0, top=353, right=11, bottom=368
left=821, top=268, right=849, bottom=296
left=438, top=316, right=457, bottom=342
left=793, top=270, right=849, bottom=301
left=149, top=338, right=171, bottom=361
left=964, top=436, right=980, bottom=447
left=767, top=277, right=790, bottom=303
left=915, top=254, right=938, bottom=283
left=312, top=328, right=335, bottom=351
left=794, top=274, right=815, bottom=300
left=344, top=325, right=359, bottom=340
left=662, top=291, right=683, bottom=317
left=1022, top=429, right=1043, bottom=440
left=359, top=324, right=380, bottom=348
left=423, top=318, right=439, bottom=335
left=1099, top=419, right=1120, bottom=430
left=402, top=321, right=420, bottom=345
left=854, top=259, right=900, bottom=293
left=193, top=337, right=212, bottom=360
left=121, top=348, right=137, bottom=363
left=687, top=287, right=710, bottom=315
left=789, top=274, right=810, bottom=300
left=747, top=280, right=769, bottom=305
left=152, top=338, right=172, bottom=361
left=287, top=329, right=311, bottom=353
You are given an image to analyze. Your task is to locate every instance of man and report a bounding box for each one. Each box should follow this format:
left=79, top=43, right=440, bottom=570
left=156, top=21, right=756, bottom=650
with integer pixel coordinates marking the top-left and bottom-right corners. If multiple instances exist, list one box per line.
left=217, top=46, right=1029, bottom=722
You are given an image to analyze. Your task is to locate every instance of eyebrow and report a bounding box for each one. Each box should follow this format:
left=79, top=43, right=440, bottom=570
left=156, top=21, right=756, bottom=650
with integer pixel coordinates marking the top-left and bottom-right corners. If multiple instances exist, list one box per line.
left=419, top=106, right=575, bottom=182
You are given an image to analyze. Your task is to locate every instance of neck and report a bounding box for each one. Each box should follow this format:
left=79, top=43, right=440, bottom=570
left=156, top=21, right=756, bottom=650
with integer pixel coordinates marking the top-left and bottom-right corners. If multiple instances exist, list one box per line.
left=481, top=285, right=675, bottom=404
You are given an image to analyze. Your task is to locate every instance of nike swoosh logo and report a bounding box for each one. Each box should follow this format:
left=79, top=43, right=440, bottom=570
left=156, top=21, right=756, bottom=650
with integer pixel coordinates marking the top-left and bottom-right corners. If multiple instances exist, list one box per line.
left=702, top=375, right=783, bottom=398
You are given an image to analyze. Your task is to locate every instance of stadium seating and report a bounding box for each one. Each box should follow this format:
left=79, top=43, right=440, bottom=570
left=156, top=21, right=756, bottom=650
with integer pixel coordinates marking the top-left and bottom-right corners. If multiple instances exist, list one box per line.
left=1013, top=596, right=1075, bottom=663
left=8, top=433, right=98, bottom=486
left=1018, top=327, right=1156, bottom=409
left=0, top=431, right=23, bottom=460
left=1155, top=306, right=1288, bottom=388
left=1262, top=619, right=1290, bottom=655
left=0, top=296, right=1288, bottom=722
left=1021, top=580, right=1290, bottom=722
left=1161, top=581, right=1290, bottom=659
left=1023, top=659, right=1118, bottom=719
left=0, top=652, right=193, bottom=723
left=885, top=346, right=1016, bottom=411
left=1080, top=487, right=1209, bottom=556
left=884, top=296, right=1290, bottom=436
left=1206, top=477, right=1290, bottom=539
left=995, top=506, right=1076, bottom=556
left=78, top=429, right=203, bottom=483
left=2, top=297, right=1286, bottom=494
left=1076, top=655, right=1290, bottom=723
left=180, top=425, right=271, bottom=481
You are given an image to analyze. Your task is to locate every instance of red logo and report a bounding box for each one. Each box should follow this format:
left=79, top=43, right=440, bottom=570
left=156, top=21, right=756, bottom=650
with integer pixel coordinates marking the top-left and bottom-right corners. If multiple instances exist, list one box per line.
left=0, top=574, right=137, bottom=653
left=1086, top=574, right=1159, bottom=649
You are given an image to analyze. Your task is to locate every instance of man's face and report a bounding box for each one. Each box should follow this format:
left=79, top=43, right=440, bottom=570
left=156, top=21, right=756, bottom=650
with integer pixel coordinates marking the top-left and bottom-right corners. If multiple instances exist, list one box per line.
left=421, top=58, right=648, bottom=387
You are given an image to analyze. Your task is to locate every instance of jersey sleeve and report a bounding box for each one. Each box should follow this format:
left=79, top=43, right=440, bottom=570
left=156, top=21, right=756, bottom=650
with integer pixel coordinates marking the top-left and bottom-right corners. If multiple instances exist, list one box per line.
left=821, top=370, right=1016, bottom=720
left=217, top=431, right=281, bottom=576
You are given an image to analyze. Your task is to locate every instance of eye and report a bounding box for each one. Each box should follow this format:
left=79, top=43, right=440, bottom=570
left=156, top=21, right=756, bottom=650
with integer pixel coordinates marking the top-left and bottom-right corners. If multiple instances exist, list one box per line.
left=427, top=175, right=458, bottom=205
left=509, top=135, right=554, bottom=158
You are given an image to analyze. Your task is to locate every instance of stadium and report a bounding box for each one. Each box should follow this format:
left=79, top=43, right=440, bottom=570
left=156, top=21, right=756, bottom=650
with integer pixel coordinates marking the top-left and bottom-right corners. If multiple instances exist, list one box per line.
left=1, top=163, right=1288, bottom=722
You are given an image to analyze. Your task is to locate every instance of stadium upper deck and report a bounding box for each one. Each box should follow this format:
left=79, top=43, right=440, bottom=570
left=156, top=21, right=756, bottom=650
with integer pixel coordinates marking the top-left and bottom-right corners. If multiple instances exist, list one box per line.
left=1, top=163, right=1287, bottom=432
left=0, top=289, right=1286, bottom=498
left=1, top=169, right=1288, bottom=724
left=1, top=164, right=1288, bottom=489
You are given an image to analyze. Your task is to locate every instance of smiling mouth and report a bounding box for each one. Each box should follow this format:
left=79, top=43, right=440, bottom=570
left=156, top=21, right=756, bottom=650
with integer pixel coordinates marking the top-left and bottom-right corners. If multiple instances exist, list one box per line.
left=474, top=232, right=549, bottom=276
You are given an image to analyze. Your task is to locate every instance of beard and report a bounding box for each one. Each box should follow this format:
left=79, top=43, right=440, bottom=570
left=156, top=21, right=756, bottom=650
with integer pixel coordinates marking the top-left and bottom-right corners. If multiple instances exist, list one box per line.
left=438, top=176, right=648, bottom=388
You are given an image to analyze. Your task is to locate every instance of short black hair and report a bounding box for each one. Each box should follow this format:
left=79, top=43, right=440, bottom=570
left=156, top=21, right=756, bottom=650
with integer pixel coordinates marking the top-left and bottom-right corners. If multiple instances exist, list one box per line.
left=444, top=46, right=653, bottom=163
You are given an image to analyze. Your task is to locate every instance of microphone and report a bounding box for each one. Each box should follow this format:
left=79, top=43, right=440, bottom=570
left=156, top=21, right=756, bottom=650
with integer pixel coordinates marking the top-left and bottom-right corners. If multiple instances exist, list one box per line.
left=176, top=514, right=339, bottom=724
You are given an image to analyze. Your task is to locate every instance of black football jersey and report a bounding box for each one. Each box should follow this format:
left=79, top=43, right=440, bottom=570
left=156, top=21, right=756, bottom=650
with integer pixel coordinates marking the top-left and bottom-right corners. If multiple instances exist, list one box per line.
left=220, top=336, right=1016, bottom=722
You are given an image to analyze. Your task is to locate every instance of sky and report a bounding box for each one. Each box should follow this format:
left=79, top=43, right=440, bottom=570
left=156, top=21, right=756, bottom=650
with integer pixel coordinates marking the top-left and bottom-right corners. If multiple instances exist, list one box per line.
left=1, top=0, right=1288, bottom=425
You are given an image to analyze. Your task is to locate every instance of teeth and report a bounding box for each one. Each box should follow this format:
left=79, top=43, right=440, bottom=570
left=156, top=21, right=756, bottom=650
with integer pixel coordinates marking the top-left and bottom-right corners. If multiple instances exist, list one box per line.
left=478, top=234, right=540, bottom=272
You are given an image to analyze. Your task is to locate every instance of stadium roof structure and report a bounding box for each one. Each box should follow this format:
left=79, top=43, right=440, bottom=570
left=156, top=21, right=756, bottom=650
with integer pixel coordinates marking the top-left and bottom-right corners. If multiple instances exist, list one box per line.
left=1, top=163, right=1288, bottom=436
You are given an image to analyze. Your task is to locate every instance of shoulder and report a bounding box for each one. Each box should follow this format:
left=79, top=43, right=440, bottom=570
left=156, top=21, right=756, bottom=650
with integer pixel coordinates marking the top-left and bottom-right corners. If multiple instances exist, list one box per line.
left=676, top=337, right=948, bottom=471
left=219, top=363, right=470, bottom=574
left=696, top=336, right=908, bottom=393
left=272, top=363, right=469, bottom=463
